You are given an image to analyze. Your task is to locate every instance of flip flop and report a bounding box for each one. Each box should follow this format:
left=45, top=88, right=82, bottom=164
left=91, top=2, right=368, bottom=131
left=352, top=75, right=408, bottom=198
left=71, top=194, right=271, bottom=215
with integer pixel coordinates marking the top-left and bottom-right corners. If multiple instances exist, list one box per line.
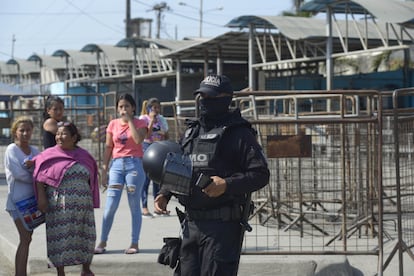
left=94, top=247, right=106, bottom=254
left=125, top=247, right=139, bottom=254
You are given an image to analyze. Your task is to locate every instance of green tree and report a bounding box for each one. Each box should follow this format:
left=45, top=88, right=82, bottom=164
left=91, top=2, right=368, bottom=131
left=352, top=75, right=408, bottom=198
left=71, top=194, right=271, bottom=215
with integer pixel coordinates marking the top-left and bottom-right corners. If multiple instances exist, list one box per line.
left=282, top=0, right=313, bottom=17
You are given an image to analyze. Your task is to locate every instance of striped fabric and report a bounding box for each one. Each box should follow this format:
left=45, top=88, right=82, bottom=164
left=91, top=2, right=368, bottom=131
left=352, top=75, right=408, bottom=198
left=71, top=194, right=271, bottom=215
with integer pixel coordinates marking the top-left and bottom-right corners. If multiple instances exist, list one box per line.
left=45, top=163, right=96, bottom=268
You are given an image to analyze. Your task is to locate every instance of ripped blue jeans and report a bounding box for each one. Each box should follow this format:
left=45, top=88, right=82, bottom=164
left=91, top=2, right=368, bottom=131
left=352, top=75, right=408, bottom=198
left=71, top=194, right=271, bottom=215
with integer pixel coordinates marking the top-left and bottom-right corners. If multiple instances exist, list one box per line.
left=100, top=157, right=145, bottom=244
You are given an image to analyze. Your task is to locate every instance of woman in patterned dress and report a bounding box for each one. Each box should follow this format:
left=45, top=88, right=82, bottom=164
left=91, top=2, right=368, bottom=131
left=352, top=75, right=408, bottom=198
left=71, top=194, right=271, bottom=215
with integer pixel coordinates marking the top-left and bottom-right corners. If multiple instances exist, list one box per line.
left=33, top=122, right=100, bottom=276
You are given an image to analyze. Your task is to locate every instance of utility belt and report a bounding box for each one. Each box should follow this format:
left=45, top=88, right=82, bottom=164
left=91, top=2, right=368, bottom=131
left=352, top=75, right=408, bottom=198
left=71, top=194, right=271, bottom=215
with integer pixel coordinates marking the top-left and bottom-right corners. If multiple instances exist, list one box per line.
left=186, top=204, right=242, bottom=221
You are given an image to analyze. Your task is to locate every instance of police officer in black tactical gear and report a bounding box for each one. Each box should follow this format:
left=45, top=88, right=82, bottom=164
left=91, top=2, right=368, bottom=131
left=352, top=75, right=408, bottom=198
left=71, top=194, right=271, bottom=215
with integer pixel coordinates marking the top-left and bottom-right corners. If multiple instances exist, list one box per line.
left=154, top=74, right=270, bottom=276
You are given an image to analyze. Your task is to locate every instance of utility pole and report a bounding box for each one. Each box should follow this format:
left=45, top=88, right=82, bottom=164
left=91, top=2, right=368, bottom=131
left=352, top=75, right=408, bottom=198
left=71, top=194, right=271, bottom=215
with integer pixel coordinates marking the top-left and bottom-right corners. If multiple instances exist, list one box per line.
left=126, top=0, right=131, bottom=38
left=179, top=0, right=222, bottom=38
left=199, top=0, right=203, bottom=37
left=151, top=2, right=170, bottom=39
left=11, top=34, right=16, bottom=59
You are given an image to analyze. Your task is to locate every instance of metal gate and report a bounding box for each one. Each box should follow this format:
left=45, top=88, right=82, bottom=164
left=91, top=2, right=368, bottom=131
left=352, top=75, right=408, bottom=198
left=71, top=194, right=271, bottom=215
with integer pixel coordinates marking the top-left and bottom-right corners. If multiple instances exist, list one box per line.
left=1, top=89, right=414, bottom=275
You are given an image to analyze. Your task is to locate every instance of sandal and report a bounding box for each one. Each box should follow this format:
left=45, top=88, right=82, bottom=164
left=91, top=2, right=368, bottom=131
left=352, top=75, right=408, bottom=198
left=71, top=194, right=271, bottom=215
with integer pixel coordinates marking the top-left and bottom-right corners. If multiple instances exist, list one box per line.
left=125, top=247, right=139, bottom=254
left=154, top=210, right=170, bottom=217
left=142, top=212, right=154, bottom=218
left=94, top=247, right=106, bottom=254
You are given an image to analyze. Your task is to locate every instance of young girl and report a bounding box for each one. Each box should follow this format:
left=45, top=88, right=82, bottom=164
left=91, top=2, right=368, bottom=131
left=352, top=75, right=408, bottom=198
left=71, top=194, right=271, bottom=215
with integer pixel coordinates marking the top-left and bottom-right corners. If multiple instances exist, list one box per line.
left=4, top=116, right=40, bottom=276
left=43, top=95, right=64, bottom=149
left=139, top=98, right=169, bottom=217
left=95, top=93, right=147, bottom=254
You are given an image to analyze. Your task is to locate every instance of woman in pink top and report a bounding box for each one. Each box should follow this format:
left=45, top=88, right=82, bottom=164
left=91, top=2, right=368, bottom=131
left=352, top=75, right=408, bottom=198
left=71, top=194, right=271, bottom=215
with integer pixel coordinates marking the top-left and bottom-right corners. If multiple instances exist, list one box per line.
left=139, top=98, right=169, bottom=217
left=94, top=93, right=147, bottom=255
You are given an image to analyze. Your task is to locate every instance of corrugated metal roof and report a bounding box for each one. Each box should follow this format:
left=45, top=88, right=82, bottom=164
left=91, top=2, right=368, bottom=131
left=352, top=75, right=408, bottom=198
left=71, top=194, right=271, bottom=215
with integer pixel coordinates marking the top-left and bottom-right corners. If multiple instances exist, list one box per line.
left=81, top=44, right=134, bottom=61
left=226, top=15, right=414, bottom=41
left=165, top=13, right=414, bottom=68
left=115, top=37, right=199, bottom=52
left=1, top=0, right=412, bottom=85
left=51, top=49, right=99, bottom=66
left=0, top=61, right=16, bottom=75
left=355, top=0, right=414, bottom=26
left=226, top=16, right=326, bottom=40
left=81, top=41, right=200, bottom=64
left=301, top=0, right=414, bottom=27
left=141, top=38, right=199, bottom=51
left=300, top=0, right=366, bottom=14
left=6, top=58, right=40, bottom=74
left=27, top=54, right=67, bottom=70
left=163, top=31, right=251, bottom=60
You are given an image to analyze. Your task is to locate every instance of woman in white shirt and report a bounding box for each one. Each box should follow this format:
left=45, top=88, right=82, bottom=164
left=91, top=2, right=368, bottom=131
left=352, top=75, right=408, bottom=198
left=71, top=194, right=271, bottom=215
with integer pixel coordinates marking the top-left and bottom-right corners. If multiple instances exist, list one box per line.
left=4, top=116, right=39, bottom=276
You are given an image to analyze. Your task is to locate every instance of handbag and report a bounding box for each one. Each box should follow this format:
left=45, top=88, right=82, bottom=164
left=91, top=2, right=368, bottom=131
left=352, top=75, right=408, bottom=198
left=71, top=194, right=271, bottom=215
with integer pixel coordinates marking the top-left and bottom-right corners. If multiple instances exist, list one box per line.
left=14, top=195, right=45, bottom=231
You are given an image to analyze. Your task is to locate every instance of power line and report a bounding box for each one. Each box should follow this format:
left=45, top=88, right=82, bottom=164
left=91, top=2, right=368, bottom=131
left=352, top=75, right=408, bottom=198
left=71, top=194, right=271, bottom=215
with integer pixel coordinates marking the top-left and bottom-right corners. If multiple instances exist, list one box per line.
left=0, top=49, right=11, bottom=58
left=0, top=11, right=123, bottom=15
left=132, top=0, right=153, bottom=10
left=4, top=0, right=125, bottom=57
left=166, top=10, right=224, bottom=28
left=64, top=0, right=122, bottom=35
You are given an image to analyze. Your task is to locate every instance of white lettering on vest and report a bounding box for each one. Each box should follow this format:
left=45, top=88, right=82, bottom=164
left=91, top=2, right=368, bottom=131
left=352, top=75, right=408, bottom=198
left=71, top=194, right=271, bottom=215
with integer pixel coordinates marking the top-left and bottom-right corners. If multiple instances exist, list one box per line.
left=189, top=153, right=208, bottom=163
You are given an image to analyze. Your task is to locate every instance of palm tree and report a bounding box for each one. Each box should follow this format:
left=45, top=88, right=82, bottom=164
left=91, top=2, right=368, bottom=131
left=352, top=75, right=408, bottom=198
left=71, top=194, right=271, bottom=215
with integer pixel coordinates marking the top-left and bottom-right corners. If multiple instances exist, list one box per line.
left=294, top=0, right=305, bottom=14
left=282, top=0, right=312, bottom=17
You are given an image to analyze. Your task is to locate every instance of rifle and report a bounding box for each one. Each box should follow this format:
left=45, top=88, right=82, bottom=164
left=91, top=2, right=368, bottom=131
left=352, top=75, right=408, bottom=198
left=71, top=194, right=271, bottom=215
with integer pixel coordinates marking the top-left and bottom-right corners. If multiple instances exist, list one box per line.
left=235, top=193, right=253, bottom=275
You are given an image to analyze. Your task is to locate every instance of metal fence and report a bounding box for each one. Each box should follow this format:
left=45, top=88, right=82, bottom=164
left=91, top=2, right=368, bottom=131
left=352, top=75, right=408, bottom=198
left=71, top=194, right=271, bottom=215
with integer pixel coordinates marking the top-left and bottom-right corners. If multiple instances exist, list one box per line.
left=1, top=89, right=414, bottom=275
left=0, top=92, right=119, bottom=166
left=155, top=90, right=413, bottom=274
left=230, top=91, right=383, bottom=253
left=385, top=88, right=414, bottom=274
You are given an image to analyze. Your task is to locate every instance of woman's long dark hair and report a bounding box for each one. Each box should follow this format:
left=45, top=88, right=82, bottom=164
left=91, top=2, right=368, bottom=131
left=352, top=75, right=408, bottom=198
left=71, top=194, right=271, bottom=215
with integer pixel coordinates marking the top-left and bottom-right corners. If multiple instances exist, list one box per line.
left=43, top=95, right=64, bottom=120
left=116, top=93, right=137, bottom=115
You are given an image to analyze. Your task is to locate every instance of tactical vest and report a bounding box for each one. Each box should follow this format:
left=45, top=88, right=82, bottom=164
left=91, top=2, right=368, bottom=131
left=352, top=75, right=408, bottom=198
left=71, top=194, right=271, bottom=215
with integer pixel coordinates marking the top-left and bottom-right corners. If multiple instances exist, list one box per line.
left=182, top=124, right=226, bottom=179
left=177, top=118, right=255, bottom=211
left=159, top=124, right=229, bottom=197
left=181, top=119, right=255, bottom=184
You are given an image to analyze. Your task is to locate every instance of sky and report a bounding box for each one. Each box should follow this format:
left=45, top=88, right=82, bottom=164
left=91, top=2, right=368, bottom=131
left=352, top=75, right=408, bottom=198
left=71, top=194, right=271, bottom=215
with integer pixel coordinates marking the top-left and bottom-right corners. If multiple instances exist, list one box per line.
left=0, top=0, right=294, bottom=61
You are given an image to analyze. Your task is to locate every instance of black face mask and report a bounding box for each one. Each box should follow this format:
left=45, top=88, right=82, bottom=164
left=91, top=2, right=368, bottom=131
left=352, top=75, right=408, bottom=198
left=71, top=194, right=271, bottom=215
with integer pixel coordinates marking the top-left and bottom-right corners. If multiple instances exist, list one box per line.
left=199, top=96, right=232, bottom=118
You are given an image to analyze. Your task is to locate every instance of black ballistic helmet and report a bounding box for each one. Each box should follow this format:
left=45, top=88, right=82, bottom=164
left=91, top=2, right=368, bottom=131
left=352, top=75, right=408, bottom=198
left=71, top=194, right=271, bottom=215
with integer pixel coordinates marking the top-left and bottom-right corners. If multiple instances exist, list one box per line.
left=143, top=140, right=182, bottom=183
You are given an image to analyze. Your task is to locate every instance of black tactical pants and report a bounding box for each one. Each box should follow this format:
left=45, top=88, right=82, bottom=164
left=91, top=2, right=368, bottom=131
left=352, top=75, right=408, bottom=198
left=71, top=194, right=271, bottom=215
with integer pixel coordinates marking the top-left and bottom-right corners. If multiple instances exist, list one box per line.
left=174, top=218, right=242, bottom=276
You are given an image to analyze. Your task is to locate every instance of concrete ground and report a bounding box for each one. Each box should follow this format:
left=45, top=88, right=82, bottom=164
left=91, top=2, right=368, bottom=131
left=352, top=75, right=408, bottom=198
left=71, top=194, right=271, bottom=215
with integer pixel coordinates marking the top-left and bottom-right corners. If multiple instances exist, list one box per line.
left=0, top=177, right=413, bottom=275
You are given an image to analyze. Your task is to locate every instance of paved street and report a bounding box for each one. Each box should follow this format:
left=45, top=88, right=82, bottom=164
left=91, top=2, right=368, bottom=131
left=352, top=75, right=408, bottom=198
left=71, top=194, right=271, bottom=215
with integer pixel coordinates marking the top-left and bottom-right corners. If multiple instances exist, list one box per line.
left=0, top=251, right=13, bottom=276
